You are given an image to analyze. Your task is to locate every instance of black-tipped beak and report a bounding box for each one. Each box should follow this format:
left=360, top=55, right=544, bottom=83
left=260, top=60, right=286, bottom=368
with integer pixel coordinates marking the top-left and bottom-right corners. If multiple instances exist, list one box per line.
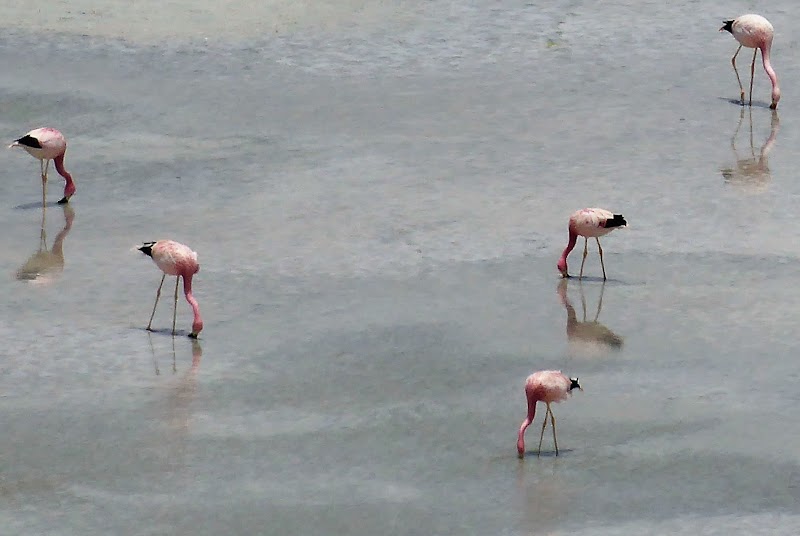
left=57, top=196, right=69, bottom=204
left=188, top=332, right=199, bottom=339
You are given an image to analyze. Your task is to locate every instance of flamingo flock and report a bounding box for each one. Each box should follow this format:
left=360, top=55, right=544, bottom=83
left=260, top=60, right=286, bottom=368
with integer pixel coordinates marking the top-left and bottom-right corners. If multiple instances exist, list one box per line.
left=6, top=12, right=783, bottom=460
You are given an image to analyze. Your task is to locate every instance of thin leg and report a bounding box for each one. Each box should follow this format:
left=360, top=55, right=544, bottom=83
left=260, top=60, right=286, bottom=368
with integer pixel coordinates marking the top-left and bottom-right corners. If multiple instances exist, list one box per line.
left=596, top=238, right=606, bottom=280
left=749, top=48, right=757, bottom=107
left=578, top=237, right=588, bottom=279
left=537, top=406, right=550, bottom=457
left=40, top=160, right=47, bottom=207
left=147, top=274, right=166, bottom=331
left=549, top=404, right=559, bottom=456
left=172, top=276, right=180, bottom=336
left=731, top=44, right=744, bottom=104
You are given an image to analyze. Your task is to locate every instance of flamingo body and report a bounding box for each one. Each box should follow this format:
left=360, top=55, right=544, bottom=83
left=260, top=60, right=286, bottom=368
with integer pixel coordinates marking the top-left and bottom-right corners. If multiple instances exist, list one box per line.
left=517, top=370, right=581, bottom=457
left=9, top=127, right=76, bottom=204
left=138, top=240, right=203, bottom=338
left=557, top=208, right=626, bottom=279
left=721, top=14, right=780, bottom=109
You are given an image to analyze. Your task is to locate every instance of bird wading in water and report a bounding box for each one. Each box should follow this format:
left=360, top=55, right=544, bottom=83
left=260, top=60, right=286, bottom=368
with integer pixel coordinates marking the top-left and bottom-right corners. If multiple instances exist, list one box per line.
left=557, top=208, right=627, bottom=280
left=517, top=370, right=582, bottom=458
left=9, top=127, right=76, bottom=205
left=138, top=240, right=204, bottom=338
left=720, top=14, right=781, bottom=109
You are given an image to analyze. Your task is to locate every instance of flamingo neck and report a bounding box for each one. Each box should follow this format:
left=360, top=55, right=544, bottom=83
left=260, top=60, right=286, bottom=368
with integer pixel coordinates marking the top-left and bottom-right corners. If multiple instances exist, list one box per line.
left=761, top=43, right=780, bottom=108
left=54, top=154, right=76, bottom=199
left=183, top=274, right=204, bottom=336
left=557, top=228, right=578, bottom=275
left=517, top=397, right=537, bottom=456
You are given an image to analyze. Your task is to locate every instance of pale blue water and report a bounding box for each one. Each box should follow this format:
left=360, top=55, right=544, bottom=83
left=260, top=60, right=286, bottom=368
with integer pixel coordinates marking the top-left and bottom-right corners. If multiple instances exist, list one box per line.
left=1, top=1, right=800, bottom=534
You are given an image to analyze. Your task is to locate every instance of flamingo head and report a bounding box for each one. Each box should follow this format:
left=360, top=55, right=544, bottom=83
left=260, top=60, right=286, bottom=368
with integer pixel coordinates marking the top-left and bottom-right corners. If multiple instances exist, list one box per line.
left=720, top=20, right=734, bottom=33
left=569, top=377, right=582, bottom=392
left=770, top=86, right=781, bottom=110
left=189, top=319, right=204, bottom=339
left=517, top=438, right=526, bottom=458
left=557, top=257, right=569, bottom=278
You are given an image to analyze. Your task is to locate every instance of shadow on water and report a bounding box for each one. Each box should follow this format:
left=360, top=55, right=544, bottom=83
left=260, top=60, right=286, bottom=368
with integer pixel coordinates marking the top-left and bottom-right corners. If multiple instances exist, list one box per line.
left=518, top=448, right=575, bottom=459
left=14, top=201, right=68, bottom=210
left=720, top=108, right=779, bottom=192
left=558, top=279, right=623, bottom=359
left=563, top=274, right=626, bottom=285
left=134, top=326, right=196, bottom=339
left=15, top=203, right=74, bottom=285
left=718, top=96, right=774, bottom=109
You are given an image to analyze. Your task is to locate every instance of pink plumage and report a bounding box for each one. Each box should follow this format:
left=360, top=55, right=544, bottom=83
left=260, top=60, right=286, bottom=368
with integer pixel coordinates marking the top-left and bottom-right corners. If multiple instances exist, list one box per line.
left=9, top=127, right=76, bottom=204
left=517, top=370, right=582, bottom=458
left=721, top=14, right=780, bottom=109
left=557, top=208, right=627, bottom=280
left=138, top=240, right=203, bottom=338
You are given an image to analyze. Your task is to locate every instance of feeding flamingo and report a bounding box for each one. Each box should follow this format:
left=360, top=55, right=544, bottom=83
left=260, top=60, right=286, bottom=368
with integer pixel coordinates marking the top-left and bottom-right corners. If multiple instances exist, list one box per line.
left=720, top=14, right=780, bottom=109
left=557, top=208, right=627, bottom=280
left=137, top=240, right=203, bottom=338
left=517, top=370, right=582, bottom=458
left=9, top=128, right=76, bottom=205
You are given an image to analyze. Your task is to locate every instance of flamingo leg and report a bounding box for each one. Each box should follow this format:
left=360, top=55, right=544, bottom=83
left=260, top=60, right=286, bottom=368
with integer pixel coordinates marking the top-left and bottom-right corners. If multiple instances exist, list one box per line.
left=537, top=405, right=550, bottom=457
left=40, top=160, right=47, bottom=207
left=596, top=238, right=606, bottom=280
left=731, top=44, right=744, bottom=104
left=147, top=274, right=166, bottom=331
left=549, top=403, right=559, bottom=456
left=172, top=276, right=180, bottom=336
left=578, top=237, right=588, bottom=279
left=749, top=48, right=758, bottom=107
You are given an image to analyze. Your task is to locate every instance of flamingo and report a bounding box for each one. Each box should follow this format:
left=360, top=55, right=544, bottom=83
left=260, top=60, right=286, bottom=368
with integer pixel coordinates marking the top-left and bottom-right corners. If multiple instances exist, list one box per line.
left=720, top=14, right=780, bottom=110
left=9, top=128, right=76, bottom=205
left=557, top=208, right=627, bottom=280
left=517, top=370, right=582, bottom=458
left=137, top=240, right=204, bottom=338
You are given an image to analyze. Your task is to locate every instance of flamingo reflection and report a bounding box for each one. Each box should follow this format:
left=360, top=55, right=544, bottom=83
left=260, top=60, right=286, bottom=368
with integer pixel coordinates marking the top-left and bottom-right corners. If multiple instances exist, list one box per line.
left=557, top=279, right=623, bottom=358
left=147, top=335, right=203, bottom=476
left=721, top=108, right=779, bottom=192
left=16, top=204, right=74, bottom=284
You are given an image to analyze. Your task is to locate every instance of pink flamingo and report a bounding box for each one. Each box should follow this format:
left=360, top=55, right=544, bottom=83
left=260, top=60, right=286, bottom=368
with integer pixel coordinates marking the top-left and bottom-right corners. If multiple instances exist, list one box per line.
left=9, top=127, right=76, bottom=205
left=721, top=14, right=780, bottom=110
left=557, top=208, right=627, bottom=280
left=517, top=370, right=582, bottom=458
left=138, top=240, right=204, bottom=338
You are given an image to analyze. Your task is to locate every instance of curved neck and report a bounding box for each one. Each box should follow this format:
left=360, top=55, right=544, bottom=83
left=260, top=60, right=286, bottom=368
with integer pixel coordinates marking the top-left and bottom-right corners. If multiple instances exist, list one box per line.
left=183, top=274, right=203, bottom=335
left=761, top=42, right=780, bottom=103
left=54, top=154, right=76, bottom=199
left=559, top=228, right=578, bottom=265
left=517, top=397, right=537, bottom=455
left=54, top=154, right=71, bottom=181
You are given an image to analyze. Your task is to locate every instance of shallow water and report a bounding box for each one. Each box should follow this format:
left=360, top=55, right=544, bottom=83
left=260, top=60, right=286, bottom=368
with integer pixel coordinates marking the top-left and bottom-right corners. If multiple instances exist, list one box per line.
left=1, top=0, right=800, bottom=534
